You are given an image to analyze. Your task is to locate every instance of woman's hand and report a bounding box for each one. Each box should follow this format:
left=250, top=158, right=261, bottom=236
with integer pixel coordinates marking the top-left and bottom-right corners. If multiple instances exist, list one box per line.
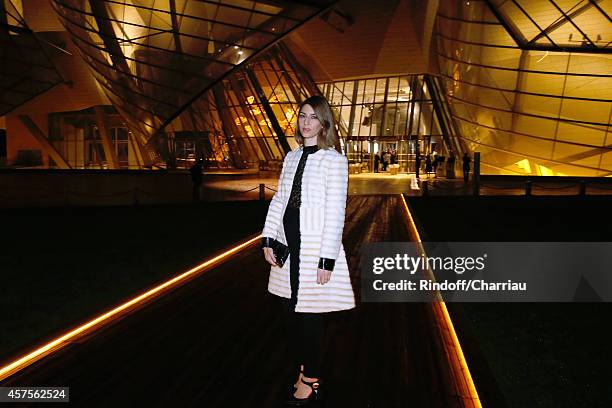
left=263, top=247, right=277, bottom=266
left=317, top=268, right=331, bottom=285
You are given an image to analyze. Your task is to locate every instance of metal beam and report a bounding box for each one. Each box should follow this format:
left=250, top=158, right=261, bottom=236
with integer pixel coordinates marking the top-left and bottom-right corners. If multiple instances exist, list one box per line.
left=94, top=106, right=119, bottom=169
left=246, top=69, right=291, bottom=154
left=278, top=41, right=321, bottom=98
left=169, top=0, right=184, bottom=54
left=547, top=0, right=596, bottom=47
left=508, top=0, right=559, bottom=47
left=589, top=0, right=611, bottom=23
left=424, top=76, right=452, bottom=154
left=88, top=0, right=132, bottom=75
left=556, top=143, right=612, bottom=164
left=211, top=83, right=241, bottom=168
left=152, top=2, right=337, bottom=139
left=127, top=129, right=144, bottom=168
left=18, top=115, right=71, bottom=169
left=529, top=0, right=599, bottom=44
left=483, top=0, right=529, bottom=47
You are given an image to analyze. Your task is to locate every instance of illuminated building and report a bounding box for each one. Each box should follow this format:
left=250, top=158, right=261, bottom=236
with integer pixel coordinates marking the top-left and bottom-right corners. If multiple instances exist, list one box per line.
left=1, top=0, right=610, bottom=175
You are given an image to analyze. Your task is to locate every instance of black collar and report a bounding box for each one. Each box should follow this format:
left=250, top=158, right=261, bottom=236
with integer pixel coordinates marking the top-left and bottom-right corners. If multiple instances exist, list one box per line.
left=302, top=144, right=319, bottom=154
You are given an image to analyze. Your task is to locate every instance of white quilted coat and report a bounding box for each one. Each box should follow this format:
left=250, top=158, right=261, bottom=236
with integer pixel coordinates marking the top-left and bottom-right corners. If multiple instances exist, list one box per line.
left=262, top=145, right=356, bottom=313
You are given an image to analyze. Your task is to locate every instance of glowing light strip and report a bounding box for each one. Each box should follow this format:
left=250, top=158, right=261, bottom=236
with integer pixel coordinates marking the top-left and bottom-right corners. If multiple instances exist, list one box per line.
left=399, top=195, right=482, bottom=406
left=0, top=235, right=261, bottom=382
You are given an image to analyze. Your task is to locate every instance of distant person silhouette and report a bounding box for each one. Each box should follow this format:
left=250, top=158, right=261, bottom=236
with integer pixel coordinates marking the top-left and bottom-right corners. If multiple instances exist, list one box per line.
left=447, top=154, right=456, bottom=179
left=432, top=154, right=439, bottom=178
left=374, top=153, right=380, bottom=173
left=425, top=155, right=433, bottom=178
left=189, top=159, right=203, bottom=201
left=462, top=153, right=471, bottom=182
left=415, top=155, right=421, bottom=178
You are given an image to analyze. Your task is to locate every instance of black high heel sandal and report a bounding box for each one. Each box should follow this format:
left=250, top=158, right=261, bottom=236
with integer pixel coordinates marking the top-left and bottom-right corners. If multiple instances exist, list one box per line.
left=285, top=378, right=321, bottom=406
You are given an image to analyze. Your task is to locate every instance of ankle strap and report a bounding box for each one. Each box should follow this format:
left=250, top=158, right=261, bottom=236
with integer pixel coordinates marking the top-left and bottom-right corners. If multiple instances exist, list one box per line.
left=300, top=378, right=320, bottom=390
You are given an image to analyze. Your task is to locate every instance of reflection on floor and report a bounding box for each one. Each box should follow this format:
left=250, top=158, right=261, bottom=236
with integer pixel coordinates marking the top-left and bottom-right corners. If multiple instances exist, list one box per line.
left=1, top=196, right=477, bottom=407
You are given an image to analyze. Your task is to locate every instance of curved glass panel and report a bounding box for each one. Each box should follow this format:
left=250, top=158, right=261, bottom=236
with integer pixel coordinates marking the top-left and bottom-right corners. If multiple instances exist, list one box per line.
left=169, top=43, right=313, bottom=169
left=489, top=0, right=611, bottom=51
left=51, top=0, right=332, bottom=164
left=436, top=0, right=612, bottom=176
left=0, top=0, right=63, bottom=115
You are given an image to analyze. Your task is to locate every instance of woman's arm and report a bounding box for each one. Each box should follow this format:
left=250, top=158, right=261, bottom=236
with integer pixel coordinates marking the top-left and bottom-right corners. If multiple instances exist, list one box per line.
left=319, top=153, right=348, bottom=269
left=261, top=153, right=289, bottom=247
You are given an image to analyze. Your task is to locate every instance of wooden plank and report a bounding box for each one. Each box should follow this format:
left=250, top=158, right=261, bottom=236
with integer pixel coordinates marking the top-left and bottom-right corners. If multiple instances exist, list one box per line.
left=1, top=196, right=473, bottom=406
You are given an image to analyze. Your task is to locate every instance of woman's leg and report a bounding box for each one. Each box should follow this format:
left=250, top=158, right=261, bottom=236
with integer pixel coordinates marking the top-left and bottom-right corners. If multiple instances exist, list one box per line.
left=278, top=296, right=300, bottom=379
left=299, top=312, right=327, bottom=379
left=290, top=312, right=327, bottom=399
left=282, top=207, right=303, bottom=383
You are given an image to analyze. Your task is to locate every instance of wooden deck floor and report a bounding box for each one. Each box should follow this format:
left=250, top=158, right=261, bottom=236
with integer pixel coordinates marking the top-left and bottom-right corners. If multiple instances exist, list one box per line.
left=2, top=196, right=474, bottom=407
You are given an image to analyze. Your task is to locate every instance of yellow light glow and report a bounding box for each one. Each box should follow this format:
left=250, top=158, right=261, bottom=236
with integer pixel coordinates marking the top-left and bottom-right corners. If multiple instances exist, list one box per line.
left=284, top=107, right=297, bottom=121
left=515, top=159, right=532, bottom=174
left=269, top=94, right=284, bottom=103
left=234, top=116, right=248, bottom=126
left=537, top=164, right=554, bottom=176
left=536, top=51, right=549, bottom=63
left=109, top=6, right=146, bottom=61
left=6, top=0, right=23, bottom=27
left=246, top=96, right=255, bottom=104
left=399, top=195, right=482, bottom=407
left=0, top=235, right=262, bottom=382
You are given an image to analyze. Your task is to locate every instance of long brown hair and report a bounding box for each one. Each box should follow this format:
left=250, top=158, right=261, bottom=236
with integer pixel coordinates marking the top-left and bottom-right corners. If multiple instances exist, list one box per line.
left=294, top=95, right=338, bottom=149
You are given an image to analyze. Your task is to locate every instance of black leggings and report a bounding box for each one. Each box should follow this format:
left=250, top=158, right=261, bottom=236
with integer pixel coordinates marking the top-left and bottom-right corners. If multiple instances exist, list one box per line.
left=281, top=206, right=327, bottom=379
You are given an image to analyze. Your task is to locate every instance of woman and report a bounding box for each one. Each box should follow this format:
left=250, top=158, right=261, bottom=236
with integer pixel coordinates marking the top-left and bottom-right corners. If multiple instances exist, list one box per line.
left=261, top=95, right=355, bottom=405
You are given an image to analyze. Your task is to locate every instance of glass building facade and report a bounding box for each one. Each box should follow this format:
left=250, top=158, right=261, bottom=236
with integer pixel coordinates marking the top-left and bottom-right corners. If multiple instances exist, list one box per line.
left=164, top=42, right=314, bottom=169
left=51, top=0, right=332, bottom=166
left=39, top=42, right=316, bottom=170
left=436, top=0, right=612, bottom=176
left=321, top=74, right=453, bottom=172
left=49, top=107, right=138, bottom=169
left=4, top=0, right=609, bottom=175
left=0, top=0, right=64, bottom=116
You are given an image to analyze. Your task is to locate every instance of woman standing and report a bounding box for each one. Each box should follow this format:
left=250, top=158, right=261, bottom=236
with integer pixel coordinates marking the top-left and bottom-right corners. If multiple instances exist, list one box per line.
left=261, top=95, right=355, bottom=405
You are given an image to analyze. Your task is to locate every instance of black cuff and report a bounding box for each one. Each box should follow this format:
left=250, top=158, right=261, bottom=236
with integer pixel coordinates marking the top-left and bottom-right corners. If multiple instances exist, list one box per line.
left=261, top=237, right=274, bottom=248
left=318, top=257, right=335, bottom=271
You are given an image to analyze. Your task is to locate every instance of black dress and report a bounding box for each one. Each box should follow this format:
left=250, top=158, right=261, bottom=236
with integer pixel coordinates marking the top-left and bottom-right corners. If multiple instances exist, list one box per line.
left=283, top=143, right=319, bottom=308
left=280, top=144, right=327, bottom=379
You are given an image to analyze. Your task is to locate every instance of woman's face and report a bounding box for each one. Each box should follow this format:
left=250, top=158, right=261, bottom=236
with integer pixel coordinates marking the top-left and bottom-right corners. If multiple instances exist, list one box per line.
left=298, top=104, right=323, bottom=142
